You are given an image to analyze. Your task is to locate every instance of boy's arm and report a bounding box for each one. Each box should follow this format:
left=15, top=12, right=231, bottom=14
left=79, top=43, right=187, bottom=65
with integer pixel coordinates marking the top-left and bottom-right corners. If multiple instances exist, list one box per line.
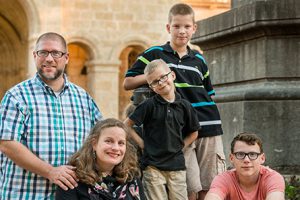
left=266, top=191, right=285, bottom=200
left=124, top=118, right=144, bottom=149
left=123, top=75, right=147, bottom=90
left=183, top=131, right=198, bottom=150
left=204, top=193, right=222, bottom=200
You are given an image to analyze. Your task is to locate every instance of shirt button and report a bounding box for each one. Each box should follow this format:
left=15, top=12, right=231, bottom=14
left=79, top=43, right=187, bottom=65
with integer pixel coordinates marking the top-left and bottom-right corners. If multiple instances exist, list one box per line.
left=179, top=60, right=181, bottom=63
left=168, top=110, right=170, bottom=112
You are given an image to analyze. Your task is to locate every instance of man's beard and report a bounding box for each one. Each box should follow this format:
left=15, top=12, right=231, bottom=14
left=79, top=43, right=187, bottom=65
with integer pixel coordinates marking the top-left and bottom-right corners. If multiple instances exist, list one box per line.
left=38, top=67, right=64, bottom=81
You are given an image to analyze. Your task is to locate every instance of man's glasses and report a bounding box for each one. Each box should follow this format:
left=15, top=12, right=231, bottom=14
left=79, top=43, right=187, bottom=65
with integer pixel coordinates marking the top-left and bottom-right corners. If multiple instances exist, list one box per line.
left=36, top=50, right=66, bottom=59
left=149, top=71, right=172, bottom=88
left=233, top=152, right=262, bottom=160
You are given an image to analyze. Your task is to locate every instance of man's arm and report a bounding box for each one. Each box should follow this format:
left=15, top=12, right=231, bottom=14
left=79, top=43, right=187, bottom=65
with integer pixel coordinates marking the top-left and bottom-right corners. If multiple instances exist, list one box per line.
left=183, top=131, right=198, bottom=150
left=124, top=118, right=144, bottom=149
left=0, top=140, right=78, bottom=191
left=204, top=193, right=222, bottom=200
left=123, top=75, right=147, bottom=90
left=266, top=191, right=285, bottom=200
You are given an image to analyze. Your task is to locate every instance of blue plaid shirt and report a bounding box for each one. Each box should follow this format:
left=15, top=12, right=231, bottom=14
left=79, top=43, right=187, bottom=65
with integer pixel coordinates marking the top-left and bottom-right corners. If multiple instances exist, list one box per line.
left=0, top=74, right=102, bottom=199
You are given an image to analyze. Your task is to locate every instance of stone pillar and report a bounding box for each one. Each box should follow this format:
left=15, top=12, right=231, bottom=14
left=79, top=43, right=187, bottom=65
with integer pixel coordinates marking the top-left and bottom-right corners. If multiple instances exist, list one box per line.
left=87, top=60, right=120, bottom=118
left=27, top=34, right=39, bottom=78
left=192, top=0, right=300, bottom=174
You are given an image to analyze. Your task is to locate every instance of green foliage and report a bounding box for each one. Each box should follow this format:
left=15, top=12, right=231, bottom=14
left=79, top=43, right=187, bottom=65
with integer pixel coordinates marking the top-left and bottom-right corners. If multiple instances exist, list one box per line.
left=285, top=176, right=300, bottom=200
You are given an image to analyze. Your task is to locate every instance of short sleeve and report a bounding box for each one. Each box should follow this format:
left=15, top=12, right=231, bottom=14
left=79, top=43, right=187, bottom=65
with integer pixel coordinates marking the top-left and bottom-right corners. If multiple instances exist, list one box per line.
left=208, top=173, right=231, bottom=199
left=182, top=100, right=201, bottom=137
left=195, top=52, right=215, bottom=96
left=129, top=100, right=149, bottom=126
left=89, top=97, right=103, bottom=125
left=125, top=48, right=157, bottom=78
left=0, top=92, right=27, bottom=141
left=264, top=169, right=285, bottom=193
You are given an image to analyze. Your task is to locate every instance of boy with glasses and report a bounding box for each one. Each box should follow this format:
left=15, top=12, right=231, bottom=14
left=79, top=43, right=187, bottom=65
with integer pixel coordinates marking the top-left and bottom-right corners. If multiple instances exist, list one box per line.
left=205, top=132, right=285, bottom=200
left=124, top=59, right=200, bottom=200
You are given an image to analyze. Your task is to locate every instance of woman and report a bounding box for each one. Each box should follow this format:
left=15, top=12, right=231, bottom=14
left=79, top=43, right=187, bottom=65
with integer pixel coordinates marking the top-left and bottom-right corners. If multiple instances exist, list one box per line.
left=56, top=118, right=145, bottom=200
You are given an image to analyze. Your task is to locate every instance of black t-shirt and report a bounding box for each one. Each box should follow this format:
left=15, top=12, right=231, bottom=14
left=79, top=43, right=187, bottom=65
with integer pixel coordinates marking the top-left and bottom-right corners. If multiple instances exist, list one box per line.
left=126, top=42, right=223, bottom=137
left=129, top=92, right=200, bottom=171
left=55, top=176, right=145, bottom=200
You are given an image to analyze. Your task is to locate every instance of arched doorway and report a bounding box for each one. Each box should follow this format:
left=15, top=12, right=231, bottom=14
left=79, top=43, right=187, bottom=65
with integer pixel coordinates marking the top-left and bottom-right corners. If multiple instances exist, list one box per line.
left=66, top=43, right=91, bottom=92
left=0, top=0, right=28, bottom=98
left=119, top=45, right=145, bottom=119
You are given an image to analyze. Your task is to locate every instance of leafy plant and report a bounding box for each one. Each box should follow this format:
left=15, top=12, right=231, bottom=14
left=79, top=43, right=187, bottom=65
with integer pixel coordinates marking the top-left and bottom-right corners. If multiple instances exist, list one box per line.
left=285, top=176, right=300, bottom=200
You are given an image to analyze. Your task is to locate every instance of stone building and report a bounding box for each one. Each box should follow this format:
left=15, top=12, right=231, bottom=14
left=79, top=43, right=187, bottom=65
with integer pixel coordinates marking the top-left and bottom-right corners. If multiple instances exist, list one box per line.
left=0, top=0, right=230, bottom=118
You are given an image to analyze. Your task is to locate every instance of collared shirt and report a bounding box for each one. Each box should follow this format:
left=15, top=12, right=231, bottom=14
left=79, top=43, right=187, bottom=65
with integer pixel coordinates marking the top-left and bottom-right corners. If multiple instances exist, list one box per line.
left=0, top=74, right=102, bottom=200
left=129, top=92, right=200, bottom=171
left=126, top=42, right=223, bottom=137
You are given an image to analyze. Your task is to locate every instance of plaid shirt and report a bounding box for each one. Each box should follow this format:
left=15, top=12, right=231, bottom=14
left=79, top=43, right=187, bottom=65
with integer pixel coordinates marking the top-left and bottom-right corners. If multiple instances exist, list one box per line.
left=0, top=74, right=102, bottom=199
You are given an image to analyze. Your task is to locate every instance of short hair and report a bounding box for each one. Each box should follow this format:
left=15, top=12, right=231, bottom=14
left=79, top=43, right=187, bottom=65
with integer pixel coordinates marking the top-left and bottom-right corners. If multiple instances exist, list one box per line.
left=144, top=59, right=169, bottom=75
left=35, top=32, right=67, bottom=52
left=68, top=118, right=140, bottom=185
left=168, top=3, right=195, bottom=23
left=231, top=132, right=264, bottom=153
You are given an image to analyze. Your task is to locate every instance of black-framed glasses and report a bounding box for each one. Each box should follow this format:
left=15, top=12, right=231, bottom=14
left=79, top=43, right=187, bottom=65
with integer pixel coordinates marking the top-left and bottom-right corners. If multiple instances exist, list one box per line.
left=36, top=50, right=66, bottom=59
left=149, top=71, right=172, bottom=88
left=233, top=152, right=262, bottom=161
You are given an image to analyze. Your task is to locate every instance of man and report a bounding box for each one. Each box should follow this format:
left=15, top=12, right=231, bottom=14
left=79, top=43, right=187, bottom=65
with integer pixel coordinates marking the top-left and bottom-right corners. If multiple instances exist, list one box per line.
left=0, top=32, right=102, bottom=199
left=205, top=132, right=285, bottom=200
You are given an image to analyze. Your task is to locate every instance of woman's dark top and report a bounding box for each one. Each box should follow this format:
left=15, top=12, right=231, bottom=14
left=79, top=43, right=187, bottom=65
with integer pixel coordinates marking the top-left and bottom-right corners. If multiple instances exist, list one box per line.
left=55, top=176, right=146, bottom=200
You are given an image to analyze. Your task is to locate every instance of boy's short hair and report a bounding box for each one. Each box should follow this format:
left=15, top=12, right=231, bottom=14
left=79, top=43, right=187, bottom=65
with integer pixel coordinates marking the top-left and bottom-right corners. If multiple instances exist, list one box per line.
left=231, top=132, right=264, bottom=153
left=144, top=59, right=169, bottom=75
left=168, top=3, right=195, bottom=23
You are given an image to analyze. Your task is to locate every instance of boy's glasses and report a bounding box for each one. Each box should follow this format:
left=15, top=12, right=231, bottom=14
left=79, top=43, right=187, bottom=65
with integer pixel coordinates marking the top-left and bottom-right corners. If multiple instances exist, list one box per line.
left=149, top=71, right=172, bottom=88
left=36, top=50, right=66, bottom=59
left=233, top=152, right=262, bottom=160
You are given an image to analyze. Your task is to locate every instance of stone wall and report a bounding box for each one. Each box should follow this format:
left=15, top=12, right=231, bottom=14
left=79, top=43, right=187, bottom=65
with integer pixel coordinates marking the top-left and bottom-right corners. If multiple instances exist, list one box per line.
left=192, top=0, right=300, bottom=173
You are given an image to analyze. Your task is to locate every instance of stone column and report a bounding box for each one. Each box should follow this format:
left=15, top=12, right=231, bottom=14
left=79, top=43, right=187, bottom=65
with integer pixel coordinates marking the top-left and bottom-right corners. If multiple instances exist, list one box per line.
left=86, top=60, right=120, bottom=118
left=192, top=0, right=300, bottom=174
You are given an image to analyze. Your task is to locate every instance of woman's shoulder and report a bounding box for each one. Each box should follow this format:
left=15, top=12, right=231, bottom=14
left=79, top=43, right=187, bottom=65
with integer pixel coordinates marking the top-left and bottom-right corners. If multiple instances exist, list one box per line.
left=55, top=182, right=90, bottom=200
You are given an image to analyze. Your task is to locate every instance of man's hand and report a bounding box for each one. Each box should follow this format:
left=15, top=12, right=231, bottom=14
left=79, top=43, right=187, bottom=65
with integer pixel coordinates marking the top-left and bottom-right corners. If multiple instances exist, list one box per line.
left=47, top=165, right=78, bottom=191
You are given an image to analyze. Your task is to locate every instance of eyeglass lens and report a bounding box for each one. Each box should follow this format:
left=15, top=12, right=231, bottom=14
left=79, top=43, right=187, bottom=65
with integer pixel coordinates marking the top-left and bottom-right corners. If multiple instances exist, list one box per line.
left=234, top=152, right=261, bottom=160
left=150, top=71, right=171, bottom=88
left=36, top=50, right=65, bottom=58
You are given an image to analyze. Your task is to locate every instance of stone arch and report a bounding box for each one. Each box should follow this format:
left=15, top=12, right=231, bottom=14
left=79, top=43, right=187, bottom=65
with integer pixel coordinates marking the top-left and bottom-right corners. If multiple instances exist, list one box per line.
left=0, top=0, right=29, bottom=98
left=66, top=40, right=95, bottom=92
left=118, top=44, right=147, bottom=119
left=67, top=36, right=98, bottom=60
left=110, top=35, right=150, bottom=119
left=109, top=35, right=150, bottom=62
left=18, top=0, right=40, bottom=36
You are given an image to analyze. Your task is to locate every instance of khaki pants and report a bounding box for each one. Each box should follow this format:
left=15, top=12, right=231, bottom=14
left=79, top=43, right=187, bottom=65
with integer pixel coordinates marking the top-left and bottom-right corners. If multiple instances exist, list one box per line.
left=184, top=135, right=226, bottom=192
left=142, top=166, right=188, bottom=200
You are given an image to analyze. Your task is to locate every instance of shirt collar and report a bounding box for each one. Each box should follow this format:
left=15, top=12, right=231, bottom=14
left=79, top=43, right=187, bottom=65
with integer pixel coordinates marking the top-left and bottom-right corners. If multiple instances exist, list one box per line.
left=34, top=73, right=70, bottom=94
left=162, top=42, right=196, bottom=58
left=154, top=91, right=182, bottom=104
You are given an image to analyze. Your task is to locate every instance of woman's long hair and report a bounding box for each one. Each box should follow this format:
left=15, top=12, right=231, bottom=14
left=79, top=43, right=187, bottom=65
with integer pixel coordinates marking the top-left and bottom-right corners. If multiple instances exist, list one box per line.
left=68, top=118, right=140, bottom=185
